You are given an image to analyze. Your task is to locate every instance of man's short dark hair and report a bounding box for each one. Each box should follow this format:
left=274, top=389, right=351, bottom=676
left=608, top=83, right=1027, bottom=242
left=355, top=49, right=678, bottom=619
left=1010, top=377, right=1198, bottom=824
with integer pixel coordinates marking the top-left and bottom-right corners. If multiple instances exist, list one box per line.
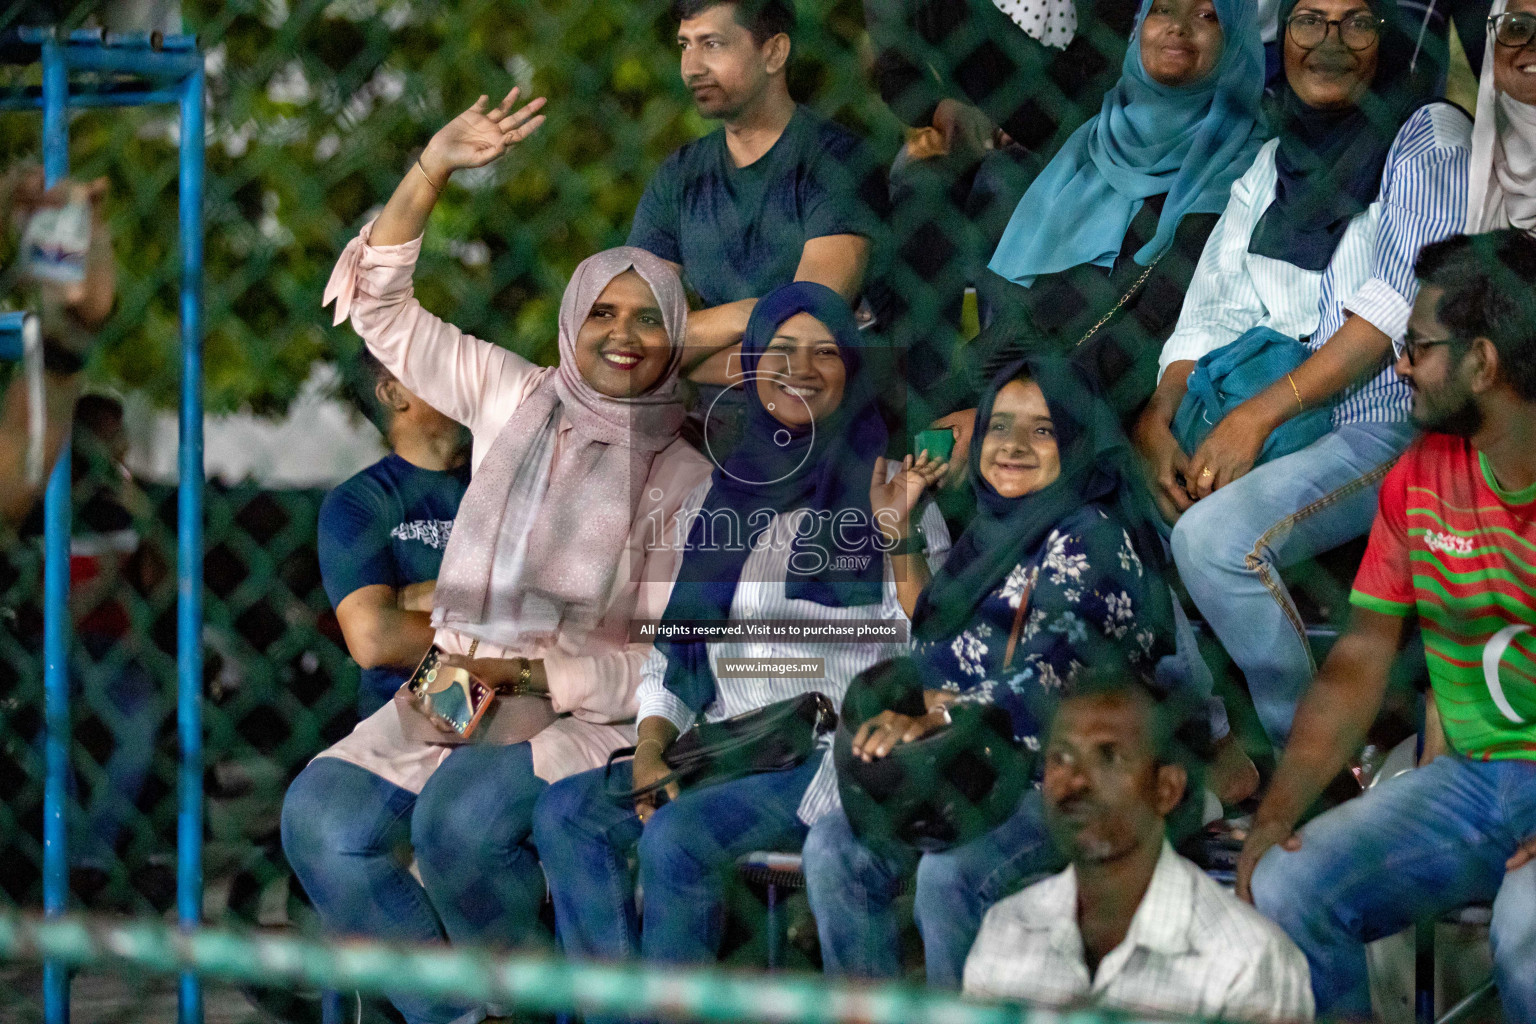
left=345, top=348, right=396, bottom=433
left=670, top=0, right=795, bottom=45
left=1416, top=230, right=1536, bottom=401
left=1058, top=667, right=1211, bottom=843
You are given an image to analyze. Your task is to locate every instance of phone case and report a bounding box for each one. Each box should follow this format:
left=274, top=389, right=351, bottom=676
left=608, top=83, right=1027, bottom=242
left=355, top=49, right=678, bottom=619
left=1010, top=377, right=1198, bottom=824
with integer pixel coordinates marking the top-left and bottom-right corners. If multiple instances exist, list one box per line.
left=406, top=646, right=495, bottom=738
left=914, top=427, right=956, bottom=463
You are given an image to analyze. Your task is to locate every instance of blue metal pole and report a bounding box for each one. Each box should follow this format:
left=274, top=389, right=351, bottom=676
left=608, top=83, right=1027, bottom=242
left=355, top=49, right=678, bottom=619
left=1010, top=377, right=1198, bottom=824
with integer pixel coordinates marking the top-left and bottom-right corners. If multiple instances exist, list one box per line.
left=0, top=312, right=27, bottom=360
left=175, top=63, right=206, bottom=1024
left=39, top=32, right=73, bottom=1024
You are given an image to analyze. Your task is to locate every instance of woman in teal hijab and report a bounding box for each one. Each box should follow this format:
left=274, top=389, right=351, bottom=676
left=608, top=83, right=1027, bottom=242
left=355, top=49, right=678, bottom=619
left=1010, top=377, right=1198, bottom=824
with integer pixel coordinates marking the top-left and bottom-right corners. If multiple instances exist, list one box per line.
left=954, top=0, right=1266, bottom=423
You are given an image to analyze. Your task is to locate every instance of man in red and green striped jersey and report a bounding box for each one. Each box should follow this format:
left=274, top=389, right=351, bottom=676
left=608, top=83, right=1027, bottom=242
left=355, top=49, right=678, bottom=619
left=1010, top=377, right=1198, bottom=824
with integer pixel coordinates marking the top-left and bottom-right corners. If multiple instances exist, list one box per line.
left=1236, top=230, right=1536, bottom=1022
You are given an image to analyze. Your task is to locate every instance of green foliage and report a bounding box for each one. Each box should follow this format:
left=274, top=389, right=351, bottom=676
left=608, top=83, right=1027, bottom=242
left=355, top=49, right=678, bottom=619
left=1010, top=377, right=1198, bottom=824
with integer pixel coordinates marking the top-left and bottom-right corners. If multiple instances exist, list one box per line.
left=4, top=0, right=894, bottom=415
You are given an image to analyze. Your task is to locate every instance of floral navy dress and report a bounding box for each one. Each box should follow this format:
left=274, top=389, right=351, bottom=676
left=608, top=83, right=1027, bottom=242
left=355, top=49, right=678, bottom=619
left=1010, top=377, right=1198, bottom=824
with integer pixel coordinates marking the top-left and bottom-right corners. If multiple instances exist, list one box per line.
left=913, top=502, right=1171, bottom=753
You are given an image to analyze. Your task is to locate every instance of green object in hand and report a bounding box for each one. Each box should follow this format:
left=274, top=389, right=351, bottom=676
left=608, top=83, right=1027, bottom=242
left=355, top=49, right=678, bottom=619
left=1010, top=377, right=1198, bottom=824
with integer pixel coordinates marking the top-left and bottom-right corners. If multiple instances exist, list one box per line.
left=913, top=427, right=956, bottom=463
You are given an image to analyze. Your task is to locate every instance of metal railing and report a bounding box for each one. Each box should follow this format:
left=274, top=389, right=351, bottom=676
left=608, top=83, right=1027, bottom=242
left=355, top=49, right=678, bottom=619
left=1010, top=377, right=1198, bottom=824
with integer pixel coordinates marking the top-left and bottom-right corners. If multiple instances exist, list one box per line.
left=0, top=908, right=1196, bottom=1024
left=1, top=28, right=205, bottom=1024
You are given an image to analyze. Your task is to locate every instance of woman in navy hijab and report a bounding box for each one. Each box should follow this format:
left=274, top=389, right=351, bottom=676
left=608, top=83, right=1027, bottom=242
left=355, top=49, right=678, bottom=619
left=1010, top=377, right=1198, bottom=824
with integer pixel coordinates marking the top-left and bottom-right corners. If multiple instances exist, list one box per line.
left=533, top=282, right=951, bottom=974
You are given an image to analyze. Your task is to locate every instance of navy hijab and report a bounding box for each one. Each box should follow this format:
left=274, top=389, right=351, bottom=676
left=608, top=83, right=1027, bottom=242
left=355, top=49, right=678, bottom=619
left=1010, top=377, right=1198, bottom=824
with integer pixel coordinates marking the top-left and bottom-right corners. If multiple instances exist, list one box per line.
left=912, top=356, right=1171, bottom=643
left=658, top=282, right=889, bottom=714
left=1249, top=0, right=1441, bottom=271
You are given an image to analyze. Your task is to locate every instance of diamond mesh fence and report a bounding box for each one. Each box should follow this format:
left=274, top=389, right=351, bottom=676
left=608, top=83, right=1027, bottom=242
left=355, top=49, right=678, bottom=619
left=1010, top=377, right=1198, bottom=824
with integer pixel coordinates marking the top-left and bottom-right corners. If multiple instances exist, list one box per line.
left=0, top=0, right=1498, bottom=1020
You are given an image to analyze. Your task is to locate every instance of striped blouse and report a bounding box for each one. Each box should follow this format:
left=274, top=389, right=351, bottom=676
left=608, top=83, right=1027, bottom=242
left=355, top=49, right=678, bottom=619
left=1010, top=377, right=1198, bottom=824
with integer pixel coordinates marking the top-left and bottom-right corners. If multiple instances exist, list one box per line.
left=1159, top=103, right=1472, bottom=428
left=635, top=476, right=952, bottom=825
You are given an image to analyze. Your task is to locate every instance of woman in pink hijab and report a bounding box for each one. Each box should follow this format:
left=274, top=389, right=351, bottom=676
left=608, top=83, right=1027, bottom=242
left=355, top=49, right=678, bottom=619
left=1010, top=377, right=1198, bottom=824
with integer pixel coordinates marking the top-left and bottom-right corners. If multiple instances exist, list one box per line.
left=283, top=88, right=711, bottom=1024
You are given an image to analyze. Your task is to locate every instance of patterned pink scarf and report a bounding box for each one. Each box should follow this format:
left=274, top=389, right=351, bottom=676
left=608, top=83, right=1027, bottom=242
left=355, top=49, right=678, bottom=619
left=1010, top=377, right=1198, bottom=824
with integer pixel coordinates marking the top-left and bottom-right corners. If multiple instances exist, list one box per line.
left=434, top=247, right=688, bottom=640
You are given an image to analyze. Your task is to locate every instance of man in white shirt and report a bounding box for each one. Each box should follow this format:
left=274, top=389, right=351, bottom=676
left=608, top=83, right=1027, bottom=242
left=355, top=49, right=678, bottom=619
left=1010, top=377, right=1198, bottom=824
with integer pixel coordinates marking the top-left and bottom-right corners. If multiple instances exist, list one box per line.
left=963, top=674, right=1313, bottom=1023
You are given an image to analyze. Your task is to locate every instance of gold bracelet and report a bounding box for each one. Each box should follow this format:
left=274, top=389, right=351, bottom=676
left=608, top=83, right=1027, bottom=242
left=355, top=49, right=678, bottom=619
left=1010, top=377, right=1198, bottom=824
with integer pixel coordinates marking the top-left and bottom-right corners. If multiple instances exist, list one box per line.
left=636, top=737, right=666, bottom=757
left=514, top=656, right=532, bottom=696
left=414, top=157, right=445, bottom=192
left=1286, top=372, right=1304, bottom=413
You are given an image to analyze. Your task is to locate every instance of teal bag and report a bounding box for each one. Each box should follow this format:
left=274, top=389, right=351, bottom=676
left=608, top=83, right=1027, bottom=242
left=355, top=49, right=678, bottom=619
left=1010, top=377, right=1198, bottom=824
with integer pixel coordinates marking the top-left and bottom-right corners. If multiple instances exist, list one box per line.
left=1172, top=326, right=1333, bottom=462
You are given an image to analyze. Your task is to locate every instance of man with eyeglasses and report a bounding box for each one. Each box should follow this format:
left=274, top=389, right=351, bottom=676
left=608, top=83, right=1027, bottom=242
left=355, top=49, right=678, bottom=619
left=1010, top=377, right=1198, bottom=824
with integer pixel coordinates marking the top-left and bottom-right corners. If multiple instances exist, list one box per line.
left=1239, top=230, right=1536, bottom=1022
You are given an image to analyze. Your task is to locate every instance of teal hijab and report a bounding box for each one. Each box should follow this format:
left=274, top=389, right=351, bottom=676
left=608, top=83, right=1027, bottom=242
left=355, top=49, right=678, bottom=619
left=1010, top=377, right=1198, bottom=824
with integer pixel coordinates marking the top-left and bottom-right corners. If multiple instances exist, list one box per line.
left=989, top=0, right=1265, bottom=287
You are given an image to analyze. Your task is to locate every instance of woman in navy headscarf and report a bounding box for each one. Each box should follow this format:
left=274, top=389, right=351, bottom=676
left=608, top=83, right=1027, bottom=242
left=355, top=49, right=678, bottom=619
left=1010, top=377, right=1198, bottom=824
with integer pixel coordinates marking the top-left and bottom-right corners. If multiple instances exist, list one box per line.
left=532, top=282, right=951, bottom=973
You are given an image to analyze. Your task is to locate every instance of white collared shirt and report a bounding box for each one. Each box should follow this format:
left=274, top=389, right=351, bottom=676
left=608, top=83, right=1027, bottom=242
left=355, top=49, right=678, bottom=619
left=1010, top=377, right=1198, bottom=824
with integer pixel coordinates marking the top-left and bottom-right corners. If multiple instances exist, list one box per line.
left=963, top=841, right=1314, bottom=1023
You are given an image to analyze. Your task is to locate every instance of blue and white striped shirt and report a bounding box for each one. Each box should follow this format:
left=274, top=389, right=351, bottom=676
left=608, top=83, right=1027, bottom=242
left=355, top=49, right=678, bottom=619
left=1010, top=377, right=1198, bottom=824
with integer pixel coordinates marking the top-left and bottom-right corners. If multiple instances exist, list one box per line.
left=635, top=475, right=951, bottom=825
left=1160, top=103, right=1472, bottom=427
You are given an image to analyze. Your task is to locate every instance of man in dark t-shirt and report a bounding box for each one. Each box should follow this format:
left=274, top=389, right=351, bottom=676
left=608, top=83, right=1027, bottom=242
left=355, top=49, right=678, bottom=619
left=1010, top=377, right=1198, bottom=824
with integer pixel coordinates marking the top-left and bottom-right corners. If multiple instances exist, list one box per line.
left=319, top=351, right=469, bottom=718
left=629, top=0, right=885, bottom=452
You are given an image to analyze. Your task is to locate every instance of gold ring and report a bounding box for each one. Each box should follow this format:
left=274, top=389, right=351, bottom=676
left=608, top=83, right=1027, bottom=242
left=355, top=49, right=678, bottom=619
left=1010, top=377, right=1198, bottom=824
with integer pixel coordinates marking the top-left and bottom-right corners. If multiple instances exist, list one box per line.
left=1200, top=467, right=1214, bottom=478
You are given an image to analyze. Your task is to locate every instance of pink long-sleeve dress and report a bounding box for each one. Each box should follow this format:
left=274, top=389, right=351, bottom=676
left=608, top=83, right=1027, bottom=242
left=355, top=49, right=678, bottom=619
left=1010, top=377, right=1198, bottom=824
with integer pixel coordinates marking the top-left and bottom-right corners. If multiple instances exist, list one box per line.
left=315, top=221, right=712, bottom=793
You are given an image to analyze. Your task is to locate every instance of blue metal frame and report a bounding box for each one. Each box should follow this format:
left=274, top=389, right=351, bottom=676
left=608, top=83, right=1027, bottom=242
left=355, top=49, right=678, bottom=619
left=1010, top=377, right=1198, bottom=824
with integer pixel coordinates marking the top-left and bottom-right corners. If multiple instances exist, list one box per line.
left=0, top=313, right=25, bottom=361
left=2, top=28, right=205, bottom=1024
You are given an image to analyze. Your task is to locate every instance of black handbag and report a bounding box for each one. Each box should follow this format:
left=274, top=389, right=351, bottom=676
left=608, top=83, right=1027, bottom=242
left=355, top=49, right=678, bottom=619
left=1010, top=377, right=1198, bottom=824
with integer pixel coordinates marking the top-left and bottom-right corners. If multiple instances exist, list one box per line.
left=835, top=658, right=1032, bottom=853
left=607, top=692, right=838, bottom=800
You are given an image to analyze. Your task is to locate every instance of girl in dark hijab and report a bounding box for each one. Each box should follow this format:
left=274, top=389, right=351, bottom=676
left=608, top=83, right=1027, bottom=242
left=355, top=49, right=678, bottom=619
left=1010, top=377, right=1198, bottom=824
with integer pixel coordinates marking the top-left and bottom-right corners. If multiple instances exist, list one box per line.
left=919, top=355, right=1173, bottom=758
left=803, top=357, right=1220, bottom=988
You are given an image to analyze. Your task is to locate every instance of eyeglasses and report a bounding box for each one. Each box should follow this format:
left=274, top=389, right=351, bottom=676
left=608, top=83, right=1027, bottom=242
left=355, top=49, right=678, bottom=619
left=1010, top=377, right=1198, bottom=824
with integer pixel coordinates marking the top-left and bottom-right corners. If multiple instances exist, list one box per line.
left=1286, top=11, right=1383, bottom=50
left=1400, top=335, right=1457, bottom=365
left=1489, top=11, right=1536, bottom=48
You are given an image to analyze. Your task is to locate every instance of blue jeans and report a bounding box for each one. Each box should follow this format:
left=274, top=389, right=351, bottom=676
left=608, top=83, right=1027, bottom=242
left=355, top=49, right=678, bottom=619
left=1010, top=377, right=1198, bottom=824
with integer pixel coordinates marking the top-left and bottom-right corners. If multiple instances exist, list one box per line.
left=1171, top=419, right=1415, bottom=746
left=75, top=635, right=163, bottom=866
left=357, top=675, right=398, bottom=720
left=531, top=755, right=820, bottom=966
left=280, top=744, right=549, bottom=1024
left=1251, top=755, right=1536, bottom=1020
left=801, top=791, right=1059, bottom=987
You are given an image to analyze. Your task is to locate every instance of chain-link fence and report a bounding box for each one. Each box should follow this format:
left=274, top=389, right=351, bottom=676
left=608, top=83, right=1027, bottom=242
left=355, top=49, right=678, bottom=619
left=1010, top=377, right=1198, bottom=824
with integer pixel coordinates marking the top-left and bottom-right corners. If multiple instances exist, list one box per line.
left=0, top=0, right=1503, bottom=1020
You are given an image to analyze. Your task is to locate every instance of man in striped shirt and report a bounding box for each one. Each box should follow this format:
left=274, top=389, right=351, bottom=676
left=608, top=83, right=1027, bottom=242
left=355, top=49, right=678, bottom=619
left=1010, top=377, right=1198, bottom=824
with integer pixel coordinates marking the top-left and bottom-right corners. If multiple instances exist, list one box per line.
left=1239, top=231, right=1536, bottom=1022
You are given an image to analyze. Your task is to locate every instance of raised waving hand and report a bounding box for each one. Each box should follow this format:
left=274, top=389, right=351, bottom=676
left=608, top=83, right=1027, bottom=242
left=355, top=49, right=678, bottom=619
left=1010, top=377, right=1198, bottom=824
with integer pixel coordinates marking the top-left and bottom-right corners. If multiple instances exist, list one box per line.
left=420, top=87, right=547, bottom=182
left=369, top=86, right=548, bottom=247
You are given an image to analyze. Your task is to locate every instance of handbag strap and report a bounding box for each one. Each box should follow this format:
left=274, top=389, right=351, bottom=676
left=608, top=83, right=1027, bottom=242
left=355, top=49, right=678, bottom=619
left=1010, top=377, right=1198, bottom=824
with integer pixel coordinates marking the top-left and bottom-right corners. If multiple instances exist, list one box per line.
left=604, top=745, right=684, bottom=802
left=1071, top=250, right=1166, bottom=352
left=1001, top=576, right=1036, bottom=672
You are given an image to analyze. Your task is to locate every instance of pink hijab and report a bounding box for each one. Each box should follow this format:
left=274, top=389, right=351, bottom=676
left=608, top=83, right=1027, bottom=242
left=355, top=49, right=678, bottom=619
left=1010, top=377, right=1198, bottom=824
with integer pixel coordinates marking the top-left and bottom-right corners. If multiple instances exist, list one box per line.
left=433, top=246, right=688, bottom=643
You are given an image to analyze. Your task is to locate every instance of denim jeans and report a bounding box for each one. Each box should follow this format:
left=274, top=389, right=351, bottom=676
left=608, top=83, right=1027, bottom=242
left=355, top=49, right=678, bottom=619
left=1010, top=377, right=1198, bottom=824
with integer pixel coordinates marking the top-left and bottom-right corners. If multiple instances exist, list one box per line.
left=1170, top=419, right=1416, bottom=746
left=1251, top=755, right=1536, bottom=1020
left=280, top=744, right=549, bottom=1024
left=357, top=675, right=398, bottom=720
left=531, top=755, right=820, bottom=967
left=74, top=634, right=164, bottom=866
left=801, top=790, right=1059, bottom=987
